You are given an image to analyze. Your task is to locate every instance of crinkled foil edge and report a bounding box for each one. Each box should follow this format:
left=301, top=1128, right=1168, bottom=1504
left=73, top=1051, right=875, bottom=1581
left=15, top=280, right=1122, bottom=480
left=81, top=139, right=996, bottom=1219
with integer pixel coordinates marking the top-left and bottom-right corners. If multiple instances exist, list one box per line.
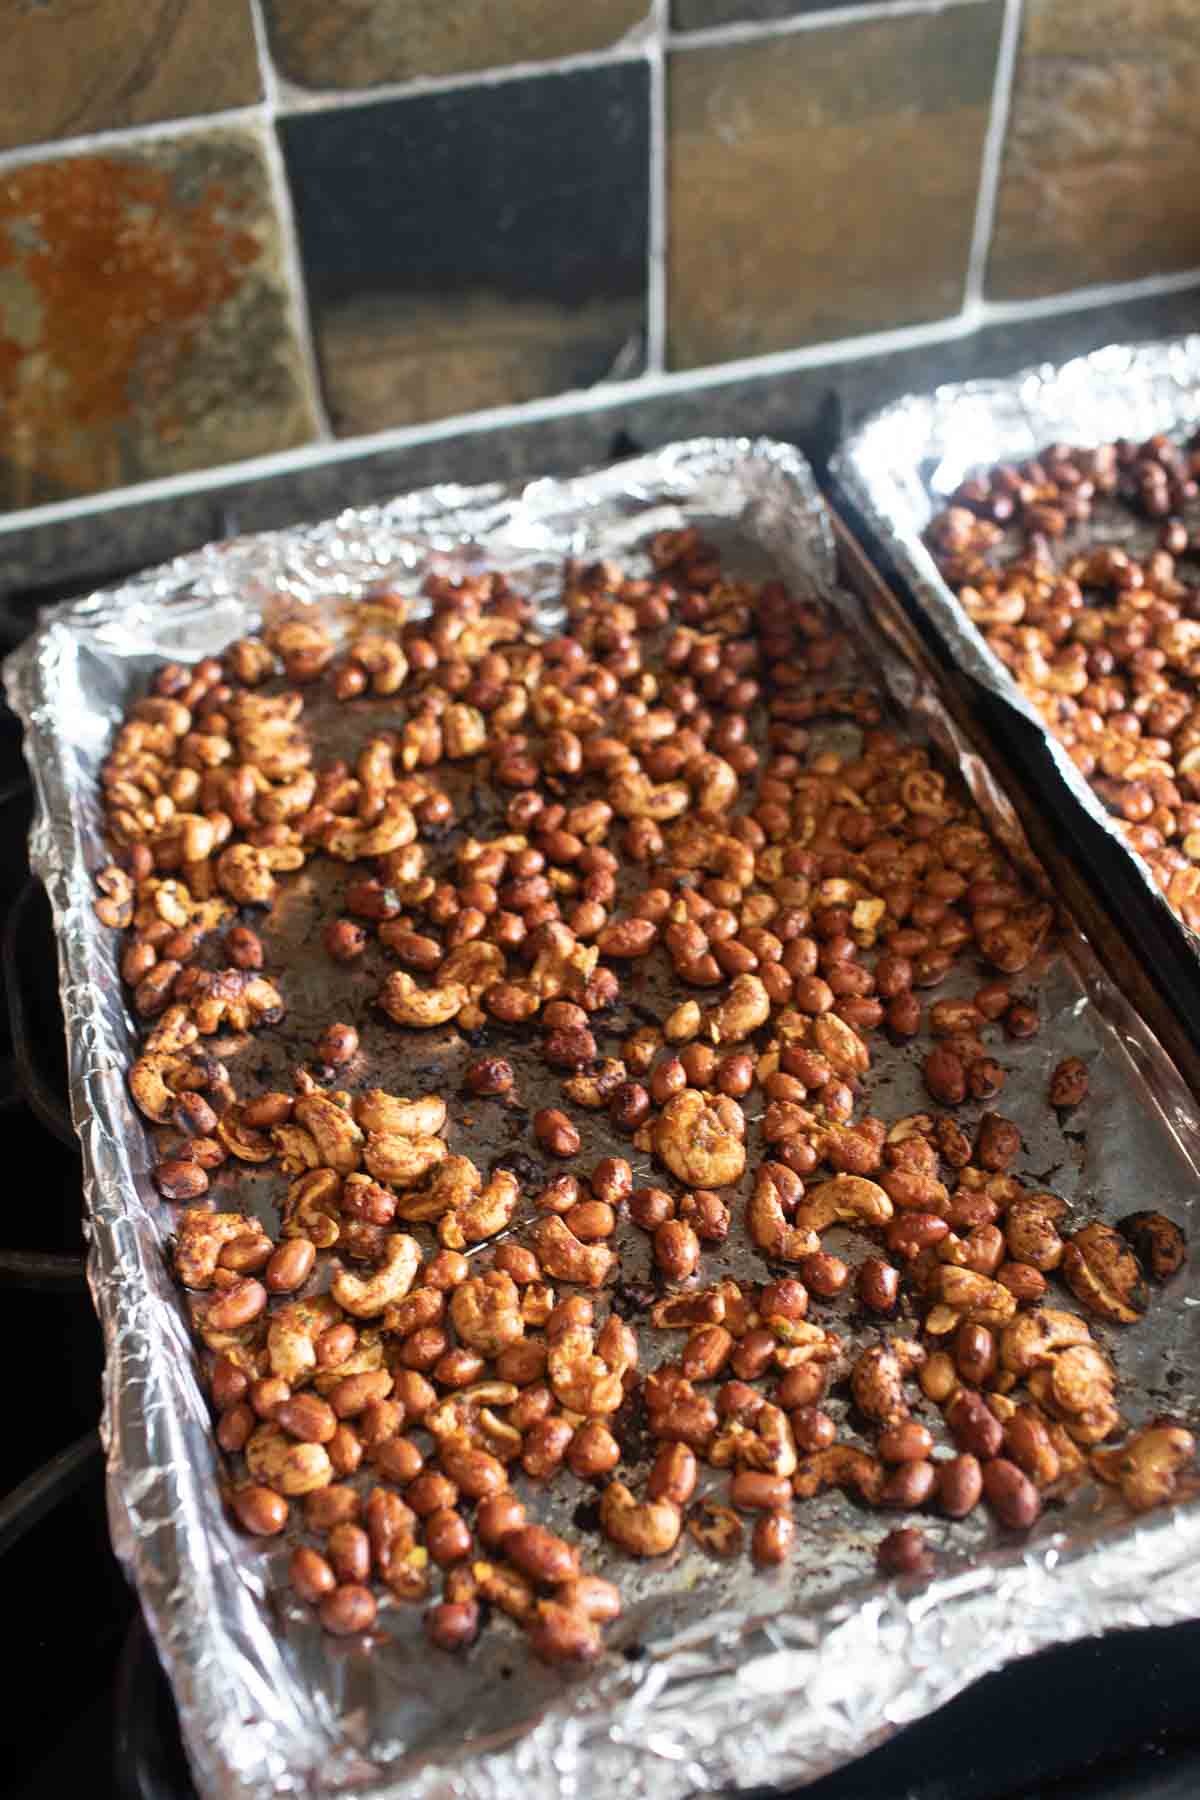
left=831, top=335, right=1200, bottom=959
left=7, top=436, right=1200, bottom=1800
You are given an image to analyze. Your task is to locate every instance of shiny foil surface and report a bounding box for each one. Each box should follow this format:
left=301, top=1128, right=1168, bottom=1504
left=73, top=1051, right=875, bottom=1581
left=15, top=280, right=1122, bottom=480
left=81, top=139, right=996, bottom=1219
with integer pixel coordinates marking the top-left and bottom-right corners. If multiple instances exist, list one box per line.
left=6, top=439, right=1200, bottom=1800
left=832, top=335, right=1200, bottom=957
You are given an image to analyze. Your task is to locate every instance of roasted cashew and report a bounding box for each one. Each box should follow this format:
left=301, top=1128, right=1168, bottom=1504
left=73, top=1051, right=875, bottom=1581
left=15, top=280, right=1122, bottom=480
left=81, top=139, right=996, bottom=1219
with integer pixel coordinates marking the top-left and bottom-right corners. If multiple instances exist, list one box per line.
left=216, top=843, right=276, bottom=906
left=704, top=973, right=771, bottom=1045
left=653, top=1090, right=746, bottom=1187
left=527, top=925, right=597, bottom=1000
left=1091, top=1425, right=1196, bottom=1512
left=282, top=1169, right=342, bottom=1248
left=792, top=1445, right=884, bottom=1503
left=532, top=1217, right=616, bottom=1289
left=851, top=1343, right=923, bottom=1427
left=129, top=1050, right=194, bottom=1122
left=811, top=1013, right=870, bottom=1078
left=244, top=1423, right=333, bottom=1495
left=351, top=634, right=409, bottom=695
left=929, top=1265, right=1016, bottom=1329
left=1062, top=1222, right=1148, bottom=1325
left=324, top=795, right=416, bottom=861
left=389, top=1154, right=479, bottom=1224
left=294, top=1092, right=364, bottom=1173
left=377, top=971, right=467, bottom=1028
left=175, top=1209, right=267, bottom=1290
left=608, top=772, right=690, bottom=821
left=440, top=1169, right=519, bottom=1248
left=216, top=1105, right=275, bottom=1164
left=748, top=1166, right=820, bottom=1262
left=268, top=1293, right=342, bottom=1384
left=331, top=1233, right=421, bottom=1318
left=270, top=1123, right=321, bottom=1174
left=547, top=1323, right=627, bottom=1415
left=1000, top=1309, right=1093, bottom=1378
left=449, top=1272, right=525, bottom=1356
left=442, top=703, right=488, bottom=759
left=687, top=752, right=739, bottom=817
left=364, top=1130, right=447, bottom=1188
left=711, top=1401, right=797, bottom=1476
left=440, top=942, right=506, bottom=996
left=599, top=1481, right=681, bottom=1556
left=793, top=1175, right=892, bottom=1237
left=353, top=1089, right=446, bottom=1138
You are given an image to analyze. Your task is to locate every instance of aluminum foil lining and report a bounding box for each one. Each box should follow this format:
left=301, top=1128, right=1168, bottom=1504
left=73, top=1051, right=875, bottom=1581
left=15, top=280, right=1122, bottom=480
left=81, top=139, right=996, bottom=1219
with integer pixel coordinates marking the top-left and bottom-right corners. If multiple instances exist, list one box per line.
left=7, top=437, right=1200, bottom=1800
left=831, top=336, right=1200, bottom=960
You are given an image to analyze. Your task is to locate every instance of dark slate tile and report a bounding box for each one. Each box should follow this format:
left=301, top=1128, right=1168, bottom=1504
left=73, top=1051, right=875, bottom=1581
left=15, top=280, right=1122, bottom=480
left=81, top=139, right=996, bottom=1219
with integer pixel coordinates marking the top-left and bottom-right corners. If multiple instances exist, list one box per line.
left=0, top=132, right=321, bottom=510
left=667, top=5, right=1004, bottom=369
left=265, top=0, right=649, bottom=91
left=279, top=65, right=650, bottom=436
left=988, top=0, right=1200, bottom=301
left=8, top=279, right=1200, bottom=594
left=0, top=0, right=261, bottom=153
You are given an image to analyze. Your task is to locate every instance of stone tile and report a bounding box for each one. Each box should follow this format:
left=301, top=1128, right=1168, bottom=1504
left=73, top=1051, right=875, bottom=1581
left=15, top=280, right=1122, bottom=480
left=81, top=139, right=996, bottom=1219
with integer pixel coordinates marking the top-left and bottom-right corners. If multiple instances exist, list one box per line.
left=0, top=132, right=320, bottom=510
left=0, top=0, right=261, bottom=153
left=263, top=0, right=649, bottom=91
left=988, top=0, right=1200, bottom=300
left=666, top=6, right=1003, bottom=370
left=280, top=65, right=649, bottom=436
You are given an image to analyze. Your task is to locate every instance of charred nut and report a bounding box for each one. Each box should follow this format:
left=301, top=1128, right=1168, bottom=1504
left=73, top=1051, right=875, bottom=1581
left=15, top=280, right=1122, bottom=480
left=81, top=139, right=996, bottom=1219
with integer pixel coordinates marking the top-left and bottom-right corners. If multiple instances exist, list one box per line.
left=266, top=1238, right=316, bottom=1293
left=937, top=1453, right=983, bottom=1518
left=289, top=1546, right=336, bottom=1605
left=155, top=1159, right=209, bottom=1202
left=534, top=1108, right=581, bottom=1157
left=319, top=1585, right=377, bottom=1636
left=751, top=1512, right=795, bottom=1566
left=858, top=1257, right=899, bottom=1314
left=1117, top=1211, right=1186, bottom=1283
left=876, top=1526, right=933, bottom=1576
left=946, top=1389, right=1003, bottom=1460
left=980, top=1458, right=1040, bottom=1530
left=206, top=1279, right=267, bottom=1332
left=1048, top=1057, right=1088, bottom=1108
left=230, top=1485, right=288, bottom=1536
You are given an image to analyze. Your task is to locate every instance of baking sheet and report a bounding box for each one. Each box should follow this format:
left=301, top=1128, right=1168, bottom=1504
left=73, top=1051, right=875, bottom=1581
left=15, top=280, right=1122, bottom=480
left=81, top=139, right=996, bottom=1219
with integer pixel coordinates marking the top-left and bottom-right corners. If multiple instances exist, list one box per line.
left=7, top=436, right=1200, bottom=1800
left=831, top=335, right=1200, bottom=961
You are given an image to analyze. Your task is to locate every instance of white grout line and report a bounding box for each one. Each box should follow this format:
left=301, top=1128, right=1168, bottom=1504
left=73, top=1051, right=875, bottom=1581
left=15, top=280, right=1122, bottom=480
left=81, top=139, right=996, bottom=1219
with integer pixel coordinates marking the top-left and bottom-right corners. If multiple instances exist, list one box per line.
left=246, top=0, right=282, bottom=110
left=666, top=0, right=998, bottom=54
left=644, top=0, right=670, bottom=375
left=272, top=40, right=651, bottom=118
left=0, top=104, right=270, bottom=176
left=963, top=0, right=1023, bottom=309
left=245, top=0, right=334, bottom=442
left=980, top=263, right=1200, bottom=325
left=5, top=263, right=1200, bottom=545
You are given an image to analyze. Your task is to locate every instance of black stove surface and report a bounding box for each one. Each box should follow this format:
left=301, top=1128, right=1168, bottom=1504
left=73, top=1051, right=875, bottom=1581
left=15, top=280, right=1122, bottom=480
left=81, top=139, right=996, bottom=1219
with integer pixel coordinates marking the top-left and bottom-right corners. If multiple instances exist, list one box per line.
left=2, top=565, right=1199, bottom=1800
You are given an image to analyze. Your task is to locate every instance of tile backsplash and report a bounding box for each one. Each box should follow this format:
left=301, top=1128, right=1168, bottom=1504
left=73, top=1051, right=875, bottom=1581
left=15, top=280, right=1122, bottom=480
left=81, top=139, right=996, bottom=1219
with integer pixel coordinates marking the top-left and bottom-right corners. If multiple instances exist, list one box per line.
left=2, top=0, right=1198, bottom=520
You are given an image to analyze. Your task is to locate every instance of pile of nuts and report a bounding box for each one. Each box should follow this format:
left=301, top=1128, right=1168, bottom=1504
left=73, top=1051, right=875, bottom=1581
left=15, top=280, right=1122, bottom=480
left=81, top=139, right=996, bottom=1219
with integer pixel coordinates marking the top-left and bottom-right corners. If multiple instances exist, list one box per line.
left=925, top=431, right=1200, bottom=928
left=93, top=529, right=1194, bottom=1666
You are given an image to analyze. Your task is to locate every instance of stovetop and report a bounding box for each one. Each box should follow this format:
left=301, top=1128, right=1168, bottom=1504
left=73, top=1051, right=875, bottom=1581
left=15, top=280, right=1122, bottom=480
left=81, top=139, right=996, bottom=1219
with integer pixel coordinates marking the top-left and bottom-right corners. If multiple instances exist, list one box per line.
left=3, top=559, right=1200, bottom=1800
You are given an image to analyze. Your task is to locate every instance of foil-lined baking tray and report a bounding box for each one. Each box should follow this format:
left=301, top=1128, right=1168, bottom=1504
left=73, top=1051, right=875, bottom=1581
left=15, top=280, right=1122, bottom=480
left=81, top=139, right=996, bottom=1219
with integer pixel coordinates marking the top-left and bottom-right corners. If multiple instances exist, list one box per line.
left=7, top=438, right=1200, bottom=1800
left=831, top=336, right=1200, bottom=976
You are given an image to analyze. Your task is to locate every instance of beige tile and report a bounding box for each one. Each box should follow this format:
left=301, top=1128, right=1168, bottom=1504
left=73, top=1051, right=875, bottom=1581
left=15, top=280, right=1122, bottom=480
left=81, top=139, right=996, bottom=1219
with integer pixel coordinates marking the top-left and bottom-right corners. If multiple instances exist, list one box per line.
left=988, top=0, right=1200, bottom=300
left=0, top=0, right=261, bottom=153
left=667, top=6, right=1004, bottom=369
left=264, top=0, right=649, bottom=90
